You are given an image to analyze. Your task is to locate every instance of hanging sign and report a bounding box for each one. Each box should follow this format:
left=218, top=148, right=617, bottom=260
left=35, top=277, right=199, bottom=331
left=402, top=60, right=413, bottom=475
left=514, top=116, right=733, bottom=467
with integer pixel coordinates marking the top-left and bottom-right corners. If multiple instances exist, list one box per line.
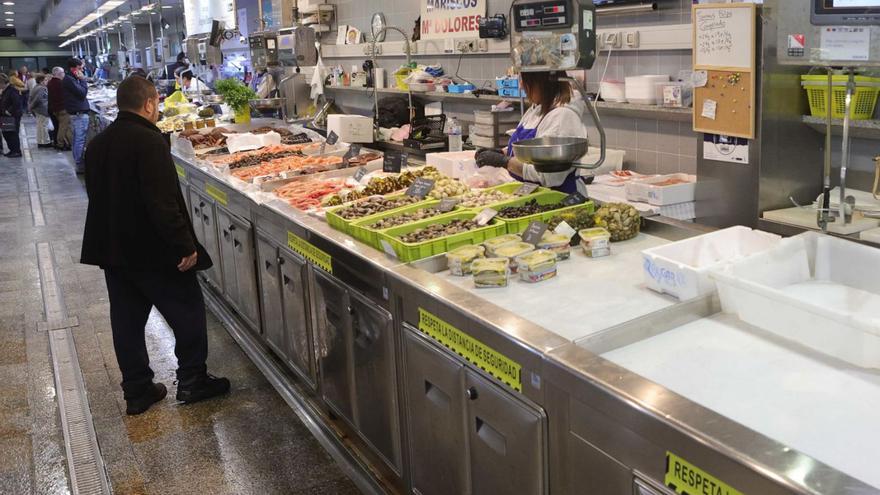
left=420, top=0, right=487, bottom=40
left=184, top=0, right=236, bottom=38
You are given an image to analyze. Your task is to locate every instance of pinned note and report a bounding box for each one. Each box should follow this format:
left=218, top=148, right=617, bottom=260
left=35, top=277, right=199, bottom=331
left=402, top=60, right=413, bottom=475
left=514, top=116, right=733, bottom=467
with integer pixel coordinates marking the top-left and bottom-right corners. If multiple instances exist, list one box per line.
left=701, top=99, right=718, bottom=120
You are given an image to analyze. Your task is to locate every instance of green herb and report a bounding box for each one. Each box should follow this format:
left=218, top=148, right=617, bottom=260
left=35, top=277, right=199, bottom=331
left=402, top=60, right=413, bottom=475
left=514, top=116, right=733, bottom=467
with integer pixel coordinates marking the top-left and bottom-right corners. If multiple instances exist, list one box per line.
left=214, top=78, right=256, bottom=112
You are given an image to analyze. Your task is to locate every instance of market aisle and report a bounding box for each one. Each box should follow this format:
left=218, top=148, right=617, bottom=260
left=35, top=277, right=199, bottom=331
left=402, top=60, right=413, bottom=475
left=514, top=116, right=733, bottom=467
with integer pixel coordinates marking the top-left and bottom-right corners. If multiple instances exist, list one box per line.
left=0, top=119, right=361, bottom=495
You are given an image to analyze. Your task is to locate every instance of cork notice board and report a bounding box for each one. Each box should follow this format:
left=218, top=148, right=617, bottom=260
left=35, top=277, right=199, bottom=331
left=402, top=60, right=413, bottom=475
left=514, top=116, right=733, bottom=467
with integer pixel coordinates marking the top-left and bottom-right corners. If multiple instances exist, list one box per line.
left=692, top=3, right=756, bottom=139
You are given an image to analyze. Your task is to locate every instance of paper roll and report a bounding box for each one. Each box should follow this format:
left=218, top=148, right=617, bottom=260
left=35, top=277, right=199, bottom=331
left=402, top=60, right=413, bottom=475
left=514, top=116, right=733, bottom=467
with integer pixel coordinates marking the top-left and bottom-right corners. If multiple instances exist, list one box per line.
left=374, top=68, right=385, bottom=89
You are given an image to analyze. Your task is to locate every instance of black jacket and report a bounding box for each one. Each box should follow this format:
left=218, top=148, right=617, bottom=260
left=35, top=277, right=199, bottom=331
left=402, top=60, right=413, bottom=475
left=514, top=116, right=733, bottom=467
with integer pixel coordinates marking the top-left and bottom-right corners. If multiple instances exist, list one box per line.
left=80, top=111, right=211, bottom=271
left=62, top=73, right=90, bottom=113
left=0, top=85, right=22, bottom=118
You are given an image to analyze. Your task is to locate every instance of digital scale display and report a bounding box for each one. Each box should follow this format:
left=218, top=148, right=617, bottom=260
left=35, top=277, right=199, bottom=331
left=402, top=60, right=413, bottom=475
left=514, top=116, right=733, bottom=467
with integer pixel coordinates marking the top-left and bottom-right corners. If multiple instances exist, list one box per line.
left=814, top=0, right=880, bottom=22
left=831, top=0, right=880, bottom=6
left=514, top=1, right=572, bottom=30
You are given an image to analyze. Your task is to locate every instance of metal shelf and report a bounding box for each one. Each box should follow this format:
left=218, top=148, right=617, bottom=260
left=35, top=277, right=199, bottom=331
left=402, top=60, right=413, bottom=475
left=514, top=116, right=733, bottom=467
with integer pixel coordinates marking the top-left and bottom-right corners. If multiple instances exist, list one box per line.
left=802, top=115, right=880, bottom=140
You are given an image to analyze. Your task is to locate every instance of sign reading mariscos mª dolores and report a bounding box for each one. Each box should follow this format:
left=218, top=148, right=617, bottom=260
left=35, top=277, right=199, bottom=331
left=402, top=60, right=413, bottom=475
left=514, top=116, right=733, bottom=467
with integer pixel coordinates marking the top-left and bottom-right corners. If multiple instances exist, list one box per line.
left=420, top=0, right=486, bottom=40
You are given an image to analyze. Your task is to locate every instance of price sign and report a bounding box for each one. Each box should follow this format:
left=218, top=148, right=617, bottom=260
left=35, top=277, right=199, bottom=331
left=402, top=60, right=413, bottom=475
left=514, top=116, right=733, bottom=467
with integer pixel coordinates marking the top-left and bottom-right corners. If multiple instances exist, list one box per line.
left=438, top=198, right=459, bottom=212
left=553, top=220, right=577, bottom=239
left=406, top=177, right=435, bottom=198
left=474, top=208, right=498, bottom=226
left=560, top=191, right=588, bottom=206
left=520, top=221, right=548, bottom=246
left=343, top=144, right=362, bottom=168
left=326, top=130, right=339, bottom=145
left=383, top=151, right=407, bottom=173
left=286, top=133, right=311, bottom=144
left=353, top=166, right=369, bottom=182
left=514, top=182, right=540, bottom=196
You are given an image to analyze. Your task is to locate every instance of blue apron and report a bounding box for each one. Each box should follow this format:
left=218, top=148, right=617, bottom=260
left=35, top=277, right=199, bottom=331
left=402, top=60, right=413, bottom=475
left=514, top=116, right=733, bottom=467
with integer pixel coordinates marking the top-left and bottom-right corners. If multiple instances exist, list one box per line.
left=506, top=122, right=579, bottom=194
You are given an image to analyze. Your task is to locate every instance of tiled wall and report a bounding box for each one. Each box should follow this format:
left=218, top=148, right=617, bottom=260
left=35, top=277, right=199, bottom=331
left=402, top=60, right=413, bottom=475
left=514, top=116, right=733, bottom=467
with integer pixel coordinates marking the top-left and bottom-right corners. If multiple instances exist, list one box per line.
left=319, top=0, right=699, bottom=174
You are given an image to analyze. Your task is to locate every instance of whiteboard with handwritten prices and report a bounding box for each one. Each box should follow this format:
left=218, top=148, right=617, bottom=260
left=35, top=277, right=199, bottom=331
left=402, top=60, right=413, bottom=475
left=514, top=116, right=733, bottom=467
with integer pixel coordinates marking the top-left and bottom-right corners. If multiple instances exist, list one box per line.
left=693, top=4, right=755, bottom=71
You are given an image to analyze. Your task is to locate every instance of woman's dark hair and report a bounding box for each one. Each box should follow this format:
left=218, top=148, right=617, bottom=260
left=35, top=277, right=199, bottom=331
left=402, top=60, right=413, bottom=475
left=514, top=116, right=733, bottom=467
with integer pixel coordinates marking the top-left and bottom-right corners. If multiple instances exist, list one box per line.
left=520, top=71, right=572, bottom=116
left=35, top=74, right=46, bottom=84
left=177, top=51, right=187, bottom=62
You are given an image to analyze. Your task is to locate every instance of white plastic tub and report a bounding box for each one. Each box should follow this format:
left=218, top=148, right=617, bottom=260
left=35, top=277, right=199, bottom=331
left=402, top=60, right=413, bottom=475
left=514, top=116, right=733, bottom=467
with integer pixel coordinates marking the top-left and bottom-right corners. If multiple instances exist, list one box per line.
left=641, top=226, right=781, bottom=300
left=626, top=173, right=696, bottom=206
left=711, top=232, right=880, bottom=369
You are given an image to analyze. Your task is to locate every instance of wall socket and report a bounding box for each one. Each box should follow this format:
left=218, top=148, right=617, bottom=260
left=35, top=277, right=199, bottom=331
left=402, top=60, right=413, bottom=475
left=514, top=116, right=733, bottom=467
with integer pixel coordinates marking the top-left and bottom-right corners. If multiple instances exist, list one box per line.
left=456, top=39, right=479, bottom=53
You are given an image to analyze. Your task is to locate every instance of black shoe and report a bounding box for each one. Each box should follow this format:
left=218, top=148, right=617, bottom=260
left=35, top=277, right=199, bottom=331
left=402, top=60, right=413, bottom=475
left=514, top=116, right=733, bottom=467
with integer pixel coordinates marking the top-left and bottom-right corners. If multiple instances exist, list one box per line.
left=5, top=152, right=22, bottom=158
left=176, top=374, right=230, bottom=404
left=125, top=382, right=167, bottom=415
left=37, top=143, right=53, bottom=148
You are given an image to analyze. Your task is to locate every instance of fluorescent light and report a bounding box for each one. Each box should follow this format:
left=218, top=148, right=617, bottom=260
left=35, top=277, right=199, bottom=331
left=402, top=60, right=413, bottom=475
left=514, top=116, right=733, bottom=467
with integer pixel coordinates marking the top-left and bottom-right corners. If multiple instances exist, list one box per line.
left=5, top=23, right=12, bottom=27
left=59, top=0, right=126, bottom=37
left=161, top=5, right=172, bottom=8
left=4, top=18, right=11, bottom=21
left=2, top=2, right=14, bottom=5
left=3, top=11, right=12, bottom=14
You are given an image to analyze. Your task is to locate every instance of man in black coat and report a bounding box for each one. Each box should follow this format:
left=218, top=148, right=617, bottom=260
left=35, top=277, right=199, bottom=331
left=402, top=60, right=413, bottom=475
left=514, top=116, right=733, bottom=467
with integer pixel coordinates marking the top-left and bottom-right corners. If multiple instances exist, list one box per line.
left=80, top=76, right=230, bottom=415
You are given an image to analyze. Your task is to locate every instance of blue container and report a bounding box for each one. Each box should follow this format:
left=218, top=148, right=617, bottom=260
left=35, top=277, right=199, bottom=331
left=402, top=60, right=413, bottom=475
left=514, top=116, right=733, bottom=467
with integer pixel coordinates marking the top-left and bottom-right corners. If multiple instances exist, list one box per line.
left=495, top=77, right=519, bottom=89
left=499, top=87, right=524, bottom=98
left=447, top=84, right=476, bottom=93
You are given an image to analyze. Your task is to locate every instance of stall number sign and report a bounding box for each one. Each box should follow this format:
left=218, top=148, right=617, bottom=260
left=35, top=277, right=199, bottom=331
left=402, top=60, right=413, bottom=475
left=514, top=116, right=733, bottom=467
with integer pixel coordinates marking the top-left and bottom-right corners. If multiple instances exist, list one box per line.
left=665, top=452, right=744, bottom=495
left=205, top=183, right=228, bottom=206
left=287, top=231, right=333, bottom=273
left=418, top=308, right=522, bottom=392
left=406, top=178, right=435, bottom=198
left=421, top=0, right=486, bottom=40
left=383, top=151, right=407, bottom=173
left=175, top=163, right=186, bottom=179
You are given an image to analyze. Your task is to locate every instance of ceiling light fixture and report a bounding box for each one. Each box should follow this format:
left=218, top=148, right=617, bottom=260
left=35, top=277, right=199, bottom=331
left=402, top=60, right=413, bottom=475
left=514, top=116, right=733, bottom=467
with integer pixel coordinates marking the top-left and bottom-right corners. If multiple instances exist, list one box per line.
left=5, top=23, right=12, bottom=27
left=161, top=5, right=172, bottom=8
left=3, top=11, right=12, bottom=14
left=59, top=0, right=126, bottom=37
left=4, top=18, right=11, bottom=21
left=2, top=2, right=14, bottom=6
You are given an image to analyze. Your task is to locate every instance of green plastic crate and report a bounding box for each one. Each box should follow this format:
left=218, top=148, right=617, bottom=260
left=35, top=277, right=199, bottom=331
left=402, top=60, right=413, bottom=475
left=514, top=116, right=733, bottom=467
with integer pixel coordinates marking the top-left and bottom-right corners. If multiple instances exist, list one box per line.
left=492, top=191, right=595, bottom=234
left=324, top=192, right=417, bottom=235
left=458, top=181, right=550, bottom=211
left=349, top=200, right=458, bottom=248
left=378, top=212, right=507, bottom=262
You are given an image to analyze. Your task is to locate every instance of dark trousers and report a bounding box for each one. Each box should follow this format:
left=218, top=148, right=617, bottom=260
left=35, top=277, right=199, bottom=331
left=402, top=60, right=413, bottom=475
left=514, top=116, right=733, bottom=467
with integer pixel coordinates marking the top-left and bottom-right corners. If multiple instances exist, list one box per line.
left=49, top=112, right=58, bottom=143
left=104, top=267, right=208, bottom=398
left=2, top=117, right=21, bottom=154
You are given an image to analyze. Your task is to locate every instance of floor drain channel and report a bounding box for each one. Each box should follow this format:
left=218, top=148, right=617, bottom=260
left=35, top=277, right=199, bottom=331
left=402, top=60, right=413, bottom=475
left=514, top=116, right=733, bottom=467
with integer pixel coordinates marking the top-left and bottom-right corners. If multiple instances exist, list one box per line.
left=37, top=242, right=111, bottom=495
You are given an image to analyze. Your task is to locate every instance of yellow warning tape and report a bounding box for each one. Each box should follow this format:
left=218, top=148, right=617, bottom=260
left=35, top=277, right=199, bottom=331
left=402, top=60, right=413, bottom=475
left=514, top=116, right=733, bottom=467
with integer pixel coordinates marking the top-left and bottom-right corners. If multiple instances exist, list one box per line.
left=205, top=183, right=227, bottom=206
left=665, top=451, right=744, bottom=495
left=287, top=231, right=333, bottom=273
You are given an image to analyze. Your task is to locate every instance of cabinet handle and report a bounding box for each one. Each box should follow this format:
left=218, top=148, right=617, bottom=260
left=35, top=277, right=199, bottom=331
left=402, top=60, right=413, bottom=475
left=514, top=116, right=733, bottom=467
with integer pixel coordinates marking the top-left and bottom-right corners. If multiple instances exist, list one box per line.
left=223, top=230, right=230, bottom=240
left=282, top=274, right=291, bottom=286
left=264, top=259, right=272, bottom=271
left=234, top=239, right=241, bottom=248
left=199, top=201, right=205, bottom=207
left=193, top=207, right=200, bottom=216
left=465, top=387, right=478, bottom=400
left=475, top=417, right=507, bottom=456
left=277, top=257, right=285, bottom=265
left=229, top=224, right=236, bottom=231
left=202, top=215, right=209, bottom=223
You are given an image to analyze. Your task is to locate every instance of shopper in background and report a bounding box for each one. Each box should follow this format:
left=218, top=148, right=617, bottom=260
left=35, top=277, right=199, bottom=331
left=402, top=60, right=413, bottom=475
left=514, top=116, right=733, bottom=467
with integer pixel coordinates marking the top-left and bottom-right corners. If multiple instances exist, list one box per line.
left=63, top=58, right=90, bottom=174
left=48, top=67, right=67, bottom=149
left=164, top=52, right=189, bottom=95
left=165, top=69, right=194, bottom=106
left=80, top=76, right=230, bottom=415
left=28, top=74, right=52, bottom=148
left=24, top=70, right=38, bottom=113
left=0, top=73, right=23, bottom=158
left=17, top=65, right=29, bottom=114
left=7, top=70, right=24, bottom=93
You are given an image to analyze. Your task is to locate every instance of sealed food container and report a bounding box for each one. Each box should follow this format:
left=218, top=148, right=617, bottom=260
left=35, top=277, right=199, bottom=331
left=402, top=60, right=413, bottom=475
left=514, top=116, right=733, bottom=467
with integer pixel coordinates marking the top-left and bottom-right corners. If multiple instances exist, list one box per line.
left=538, top=232, right=572, bottom=260
left=516, top=249, right=558, bottom=283
left=483, top=234, right=522, bottom=257
left=446, top=245, right=486, bottom=276
left=580, top=228, right=611, bottom=258
left=494, top=242, right=535, bottom=273
left=472, top=258, right=510, bottom=288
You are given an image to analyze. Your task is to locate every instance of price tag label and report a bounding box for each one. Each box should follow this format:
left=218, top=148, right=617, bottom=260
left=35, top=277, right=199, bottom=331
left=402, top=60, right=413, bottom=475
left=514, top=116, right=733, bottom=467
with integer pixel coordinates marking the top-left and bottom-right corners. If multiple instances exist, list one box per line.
left=438, top=198, right=460, bottom=212
left=353, top=166, right=369, bottom=182
left=325, top=130, right=339, bottom=145
left=342, top=143, right=362, bottom=168
left=286, top=132, right=311, bottom=144
left=514, top=182, right=540, bottom=196
left=553, top=220, right=577, bottom=239
left=474, top=208, right=498, bottom=226
left=520, top=221, right=548, bottom=246
left=560, top=191, right=588, bottom=206
left=383, top=150, right=407, bottom=173
left=406, top=177, right=435, bottom=198
left=380, top=239, right=399, bottom=259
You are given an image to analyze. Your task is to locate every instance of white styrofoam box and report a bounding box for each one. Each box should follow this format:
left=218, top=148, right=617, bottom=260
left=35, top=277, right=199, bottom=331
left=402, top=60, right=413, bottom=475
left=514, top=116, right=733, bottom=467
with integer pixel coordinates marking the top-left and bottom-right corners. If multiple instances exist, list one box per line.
left=626, top=173, right=696, bottom=206
left=225, top=131, right=282, bottom=153
left=471, top=123, right=510, bottom=138
left=861, top=226, right=880, bottom=245
left=625, top=75, right=669, bottom=105
left=426, top=151, right=477, bottom=178
left=326, top=114, right=373, bottom=143
left=474, top=109, right=520, bottom=126
left=641, top=226, right=781, bottom=301
left=711, top=232, right=880, bottom=368
left=575, top=147, right=625, bottom=176
left=599, top=80, right=626, bottom=102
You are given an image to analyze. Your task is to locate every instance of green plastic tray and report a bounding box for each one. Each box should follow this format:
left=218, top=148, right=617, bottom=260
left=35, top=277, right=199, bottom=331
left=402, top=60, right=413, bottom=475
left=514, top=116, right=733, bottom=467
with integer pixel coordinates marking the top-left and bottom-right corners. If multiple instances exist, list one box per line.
left=349, top=200, right=458, bottom=248
left=378, top=212, right=507, bottom=262
left=325, top=192, right=415, bottom=235
left=492, top=191, right=595, bottom=234
left=458, top=181, right=550, bottom=212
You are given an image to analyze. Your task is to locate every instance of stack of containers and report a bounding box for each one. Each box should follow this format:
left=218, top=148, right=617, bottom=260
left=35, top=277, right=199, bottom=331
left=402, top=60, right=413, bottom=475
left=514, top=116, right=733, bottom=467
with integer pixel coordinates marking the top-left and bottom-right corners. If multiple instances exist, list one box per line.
left=495, top=77, right=524, bottom=98
left=471, top=109, right=519, bottom=149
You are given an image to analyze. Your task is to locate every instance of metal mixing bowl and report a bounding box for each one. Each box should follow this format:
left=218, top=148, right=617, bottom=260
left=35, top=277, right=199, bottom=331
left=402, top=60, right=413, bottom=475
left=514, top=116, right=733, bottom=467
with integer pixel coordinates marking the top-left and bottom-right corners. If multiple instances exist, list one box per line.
left=249, top=98, right=286, bottom=110
left=511, top=136, right=589, bottom=173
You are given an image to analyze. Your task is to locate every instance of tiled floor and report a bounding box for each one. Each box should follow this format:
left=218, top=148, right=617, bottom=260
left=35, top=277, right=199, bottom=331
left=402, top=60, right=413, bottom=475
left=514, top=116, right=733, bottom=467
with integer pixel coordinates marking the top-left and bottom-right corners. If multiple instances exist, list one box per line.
left=0, top=121, right=360, bottom=495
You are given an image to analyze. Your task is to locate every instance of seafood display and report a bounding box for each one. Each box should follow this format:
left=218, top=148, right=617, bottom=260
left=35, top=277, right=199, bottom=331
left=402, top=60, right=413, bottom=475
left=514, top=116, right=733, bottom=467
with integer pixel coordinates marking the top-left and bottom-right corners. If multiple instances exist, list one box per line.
left=367, top=207, right=444, bottom=230
left=323, top=167, right=441, bottom=206
left=427, top=177, right=470, bottom=199
left=593, top=203, right=640, bottom=241
left=497, top=199, right=560, bottom=218
left=179, top=127, right=236, bottom=149
left=398, top=219, right=479, bottom=243
left=457, top=189, right=513, bottom=208
left=231, top=155, right=345, bottom=181
left=273, top=178, right=349, bottom=210
left=335, top=196, right=420, bottom=220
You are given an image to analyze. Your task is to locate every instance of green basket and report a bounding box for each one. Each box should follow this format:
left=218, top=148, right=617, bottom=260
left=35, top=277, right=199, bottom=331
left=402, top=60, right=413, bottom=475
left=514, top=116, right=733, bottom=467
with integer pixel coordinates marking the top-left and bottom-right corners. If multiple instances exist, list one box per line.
left=378, top=212, right=507, bottom=262
left=801, top=74, right=880, bottom=120
left=458, top=181, right=550, bottom=211
left=325, top=193, right=414, bottom=235
left=349, top=200, right=457, bottom=248
left=492, top=191, right=595, bottom=234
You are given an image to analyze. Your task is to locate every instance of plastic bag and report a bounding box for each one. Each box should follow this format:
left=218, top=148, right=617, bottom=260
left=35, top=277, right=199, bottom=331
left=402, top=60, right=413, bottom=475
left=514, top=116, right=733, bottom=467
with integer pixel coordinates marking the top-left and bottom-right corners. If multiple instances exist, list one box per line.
left=462, top=165, right=515, bottom=189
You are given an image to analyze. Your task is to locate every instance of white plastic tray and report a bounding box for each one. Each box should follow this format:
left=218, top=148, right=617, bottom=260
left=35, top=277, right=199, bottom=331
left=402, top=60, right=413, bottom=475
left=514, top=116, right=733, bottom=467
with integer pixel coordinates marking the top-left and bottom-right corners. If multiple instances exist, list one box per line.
left=711, top=232, right=880, bottom=368
left=625, top=173, right=696, bottom=206
left=642, top=226, right=781, bottom=301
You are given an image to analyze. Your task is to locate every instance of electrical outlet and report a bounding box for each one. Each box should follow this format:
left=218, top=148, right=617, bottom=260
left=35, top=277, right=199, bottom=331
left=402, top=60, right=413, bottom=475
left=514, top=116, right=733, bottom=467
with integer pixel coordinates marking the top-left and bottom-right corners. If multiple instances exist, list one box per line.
left=625, top=30, right=640, bottom=48
left=604, top=32, right=622, bottom=49
left=478, top=39, right=488, bottom=52
left=456, top=39, right=478, bottom=53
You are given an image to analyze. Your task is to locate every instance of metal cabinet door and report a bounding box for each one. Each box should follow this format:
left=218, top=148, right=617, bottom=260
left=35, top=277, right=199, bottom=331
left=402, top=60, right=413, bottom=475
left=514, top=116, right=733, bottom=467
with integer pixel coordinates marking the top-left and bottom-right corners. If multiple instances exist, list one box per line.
left=403, top=328, right=468, bottom=495
left=311, top=268, right=354, bottom=423
left=349, top=291, right=400, bottom=470
left=465, top=369, right=546, bottom=495
left=216, top=208, right=238, bottom=307
left=256, top=235, right=285, bottom=354
left=188, top=189, right=205, bottom=245
left=230, top=215, right=259, bottom=329
left=197, top=194, right=223, bottom=291
left=278, top=249, right=314, bottom=383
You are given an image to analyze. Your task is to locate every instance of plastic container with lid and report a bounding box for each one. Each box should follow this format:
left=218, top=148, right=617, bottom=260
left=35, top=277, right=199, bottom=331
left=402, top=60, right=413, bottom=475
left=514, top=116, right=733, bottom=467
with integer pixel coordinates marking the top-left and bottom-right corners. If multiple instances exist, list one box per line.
left=446, top=244, right=486, bottom=276
left=472, top=257, right=511, bottom=288
left=483, top=234, right=523, bottom=257
left=537, top=232, right=572, bottom=260
left=516, top=249, right=558, bottom=283
left=494, top=242, right=536, bottom=273
left=580, top=228, right=611, bottom=258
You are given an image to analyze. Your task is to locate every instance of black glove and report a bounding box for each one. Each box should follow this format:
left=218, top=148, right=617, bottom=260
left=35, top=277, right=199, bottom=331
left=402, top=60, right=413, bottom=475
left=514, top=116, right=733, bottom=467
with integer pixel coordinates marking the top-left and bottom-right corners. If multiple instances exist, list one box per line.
left=475, top=148, right=510, bottom=168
